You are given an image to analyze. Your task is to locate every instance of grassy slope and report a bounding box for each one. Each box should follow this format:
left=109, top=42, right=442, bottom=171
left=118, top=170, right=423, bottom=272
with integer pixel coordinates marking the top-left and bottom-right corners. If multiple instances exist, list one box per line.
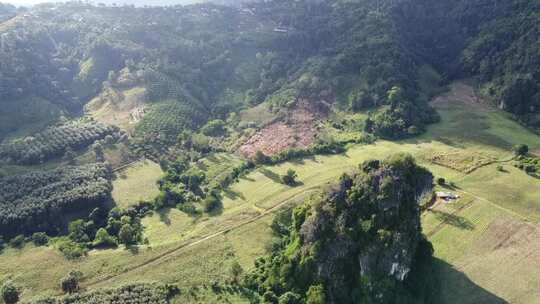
left=112, top=159, right=163, bottom=209
left=2, top=84, right=540, bottom=303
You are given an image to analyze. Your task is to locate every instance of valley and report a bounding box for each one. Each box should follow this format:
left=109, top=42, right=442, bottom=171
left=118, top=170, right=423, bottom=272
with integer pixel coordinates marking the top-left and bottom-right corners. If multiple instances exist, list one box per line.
left=1, top=0, right=540, bottom=302
left=1, top=83, right=539, bottom=303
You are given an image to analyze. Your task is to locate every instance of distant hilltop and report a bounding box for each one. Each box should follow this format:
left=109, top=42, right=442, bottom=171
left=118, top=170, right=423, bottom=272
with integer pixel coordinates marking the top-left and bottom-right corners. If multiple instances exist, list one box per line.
left=1, top=0, right=248, bottom=8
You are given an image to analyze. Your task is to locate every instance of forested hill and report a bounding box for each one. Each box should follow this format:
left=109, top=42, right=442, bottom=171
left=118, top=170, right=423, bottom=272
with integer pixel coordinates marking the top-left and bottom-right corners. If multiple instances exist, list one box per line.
left=0, top=0, right=539, bottom=142
left=395, top=0, right=540, bottom=128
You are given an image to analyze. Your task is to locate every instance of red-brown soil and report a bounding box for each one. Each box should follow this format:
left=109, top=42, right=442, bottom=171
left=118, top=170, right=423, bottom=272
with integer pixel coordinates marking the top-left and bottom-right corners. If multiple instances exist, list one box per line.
left=238, top=99, right=329, bottom=157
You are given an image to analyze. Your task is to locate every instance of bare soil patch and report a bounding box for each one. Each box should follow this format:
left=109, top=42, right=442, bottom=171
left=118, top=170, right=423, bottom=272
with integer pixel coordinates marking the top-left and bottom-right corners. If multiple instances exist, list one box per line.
left=87, top=86, right=147, bottom=132
left=238, top=99, right=329, bottom=157
left=432, top=82, right=491, bottom=111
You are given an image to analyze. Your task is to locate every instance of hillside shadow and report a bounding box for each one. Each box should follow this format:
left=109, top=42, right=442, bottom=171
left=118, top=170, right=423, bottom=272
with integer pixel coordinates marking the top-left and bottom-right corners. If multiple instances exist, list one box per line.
left=432, top=258, right=508, bottom=304
left=259, top=168, right=281, bottom=183
left=431, top=209, right=475, bottom=230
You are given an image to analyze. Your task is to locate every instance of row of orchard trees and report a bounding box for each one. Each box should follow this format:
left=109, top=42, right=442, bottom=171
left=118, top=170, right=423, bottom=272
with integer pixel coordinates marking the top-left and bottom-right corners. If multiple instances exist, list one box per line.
left=0, top=121, right=120, bottom=165
left=0, top=163, right=112, bottom=238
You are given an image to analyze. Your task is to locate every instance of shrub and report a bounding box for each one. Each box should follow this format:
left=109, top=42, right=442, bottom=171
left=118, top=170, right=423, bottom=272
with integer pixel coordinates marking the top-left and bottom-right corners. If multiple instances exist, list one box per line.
left=279, top=291, right=302, bottom=304
left=306, top=284, right=326, bottom=304
left=118, top=224, right=136, bottom=246
left=203, top=192, right=222, bottom=213
left=93, top=228, right=118, bottom=248
left=262, top=290, right=278, bottom=304
left=201, top=119, right=226, bottom=137
left=513, top=144, right=529, bottom=156
left=1, top=280, right=19, bottom=304
left=230, top=261, right=243, bottom=282
left=57, top=239, right=88, bottom=259
left=8, top=235, right=25, bottom=248
left=31, top=232, right=49, bottom=246
left=436, top=177, right=446, bottom=185
left=281, top=169, right=298, bottom=186
left=60, top=271, right=82, bottom=294
left=254, top=150, right=271, bottom=165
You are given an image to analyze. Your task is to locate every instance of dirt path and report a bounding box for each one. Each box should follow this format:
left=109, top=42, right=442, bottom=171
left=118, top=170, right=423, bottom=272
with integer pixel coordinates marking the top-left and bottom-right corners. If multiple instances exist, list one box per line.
left=83, top=187, right=318, bottom=288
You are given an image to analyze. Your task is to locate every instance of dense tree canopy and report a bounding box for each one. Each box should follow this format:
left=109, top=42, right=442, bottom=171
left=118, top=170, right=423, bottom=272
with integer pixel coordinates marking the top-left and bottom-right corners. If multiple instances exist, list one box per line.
left=0, top=163, right=112, bottom=238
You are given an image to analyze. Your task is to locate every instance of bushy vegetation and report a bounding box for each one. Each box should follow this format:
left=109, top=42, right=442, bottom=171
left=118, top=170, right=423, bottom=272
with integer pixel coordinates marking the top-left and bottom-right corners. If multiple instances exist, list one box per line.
left=514, top=156, right=540, bottom=175
left=1, top=280, right=19, bottom=304
left=0, top=121, right=118, bottom=165
left=0, top=163, right=112, bottom=238
left=244, top=154, right=436, bottom=303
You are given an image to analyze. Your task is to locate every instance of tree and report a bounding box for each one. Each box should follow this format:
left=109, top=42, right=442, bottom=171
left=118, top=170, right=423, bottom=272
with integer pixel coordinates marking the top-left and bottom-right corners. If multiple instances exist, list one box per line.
left=201, top=119, right=226, bottom=137
left=387, top=86, right=404, bottom=105
left=349, top=90, right=373, bottom=111
left=68, top=219, right=90, bottom=243
left=513, top=144, right=529, bottom=156
left=279, top=292, right=302, bottom=304
left=436, top=177, right=445, bottom=185
left=1, top=280, right=19, bottom=304
left=262, top=290, right=278, bottom=304
left=60, top=271, right=82, bottom=294
left=93, top=228, right=117, bottom=248
left=31, top=232, right=48, bottom=246
left=8, top=235, right=25, bottom=248
left=118, top=224, right=135, bottom=245
left=254, top=150, right=270, bottom=165
left=306, top=284, right=326, bottom=304
left=203, top=192, right=222, bottom=213
left=104, top=135, right=115, bottom=145
left=62, top=147, right=77, bottom=165
left=281, top=169, right=298, bottom=186
left=93, top=142, right=105, bottom=162
left=230, top=261, right=243, bottom=283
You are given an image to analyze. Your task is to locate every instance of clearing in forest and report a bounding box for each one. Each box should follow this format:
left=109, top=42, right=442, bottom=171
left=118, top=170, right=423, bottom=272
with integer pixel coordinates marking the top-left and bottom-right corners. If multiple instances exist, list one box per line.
left=238, top=99, right=329, bottom=157
left=112, top=159, right=163, bottom=209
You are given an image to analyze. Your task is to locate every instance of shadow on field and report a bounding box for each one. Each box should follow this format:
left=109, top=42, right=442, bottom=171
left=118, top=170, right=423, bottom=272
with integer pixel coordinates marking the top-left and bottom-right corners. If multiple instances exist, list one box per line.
left=239, top=175, right=255, bottom=182
left=158, top=208, right=171, bottom=225
left=431, top=210, right=475, bottom=230
left=223, top=188, right=245, bottom=200
left=259, top=168, right=281, bottom=183
left=433, top=258, right=508, bottom=304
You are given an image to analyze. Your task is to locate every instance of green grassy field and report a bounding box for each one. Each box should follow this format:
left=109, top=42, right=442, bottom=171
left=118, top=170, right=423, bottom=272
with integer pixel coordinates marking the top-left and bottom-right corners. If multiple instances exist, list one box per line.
left=112, top=159, right=163, bottom=209
left=1, top=83, right=539, bottom=303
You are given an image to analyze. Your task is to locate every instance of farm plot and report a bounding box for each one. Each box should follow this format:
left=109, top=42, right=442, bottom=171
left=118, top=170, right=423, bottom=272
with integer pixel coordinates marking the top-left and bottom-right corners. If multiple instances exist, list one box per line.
left=423, top=199, right=540, bottom=304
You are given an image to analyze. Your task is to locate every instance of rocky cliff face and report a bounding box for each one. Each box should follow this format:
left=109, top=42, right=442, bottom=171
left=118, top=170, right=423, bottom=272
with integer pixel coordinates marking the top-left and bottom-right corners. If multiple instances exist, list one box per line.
left=299, top=155, right=433, bottom=302
left=247, top=154, right=434, bottom=304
